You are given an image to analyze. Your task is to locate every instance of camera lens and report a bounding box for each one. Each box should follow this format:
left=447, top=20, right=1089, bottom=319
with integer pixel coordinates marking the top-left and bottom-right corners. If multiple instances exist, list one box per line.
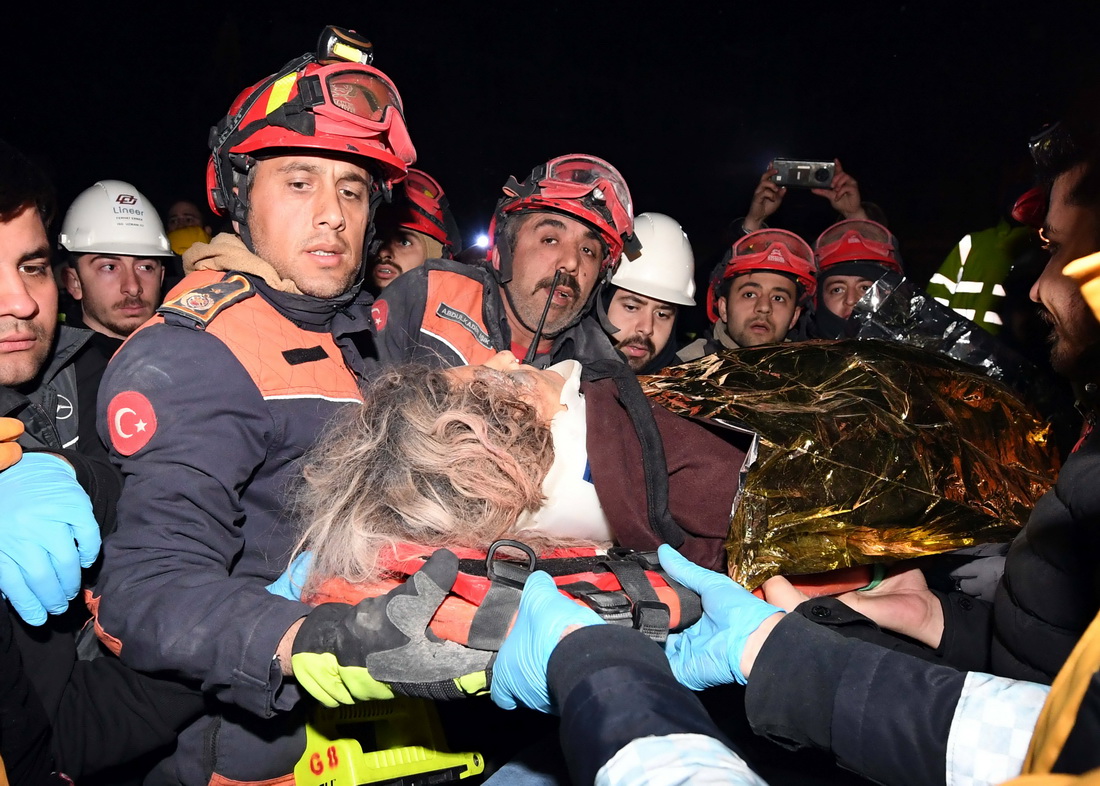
left=814, top=167, right=830, bottom=182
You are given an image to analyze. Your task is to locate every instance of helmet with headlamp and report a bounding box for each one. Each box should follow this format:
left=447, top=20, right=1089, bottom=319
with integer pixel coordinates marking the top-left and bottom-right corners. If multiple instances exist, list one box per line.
left=205, top=26, right=416, bottom=242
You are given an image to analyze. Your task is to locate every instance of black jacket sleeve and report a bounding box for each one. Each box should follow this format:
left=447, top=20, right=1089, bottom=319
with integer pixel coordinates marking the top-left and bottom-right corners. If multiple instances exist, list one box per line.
left=548, top=624, right=733, bottom=786
left=0, top=603, right=60, bottom=785
left=746, top=612, right=970, bottom=786
left=17, top=448, right=206, bottom=779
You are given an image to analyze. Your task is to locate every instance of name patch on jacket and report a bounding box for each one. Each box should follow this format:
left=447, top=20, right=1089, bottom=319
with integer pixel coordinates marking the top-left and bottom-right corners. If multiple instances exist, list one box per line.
left=436, top=303, right=492, bottom=349
left=282, top=346, right=329, bottom=366
left=159, top=274, right=254, bottom=329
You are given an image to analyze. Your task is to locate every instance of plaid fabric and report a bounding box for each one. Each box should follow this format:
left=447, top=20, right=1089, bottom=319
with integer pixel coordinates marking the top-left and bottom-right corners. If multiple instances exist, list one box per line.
left=946, top=672, right=1050, bottom=786
left=597, top=733, right=768, bottom=786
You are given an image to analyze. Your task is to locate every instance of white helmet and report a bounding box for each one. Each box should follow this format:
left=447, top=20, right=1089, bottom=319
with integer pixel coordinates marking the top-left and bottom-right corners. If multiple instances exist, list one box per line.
left=608, top=212, right=696, bottom=306
left=59, top=180, right=173, bottom=257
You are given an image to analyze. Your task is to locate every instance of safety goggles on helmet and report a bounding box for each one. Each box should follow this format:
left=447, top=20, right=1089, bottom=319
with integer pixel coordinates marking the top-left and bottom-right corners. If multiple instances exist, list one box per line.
left=707, top=229, right=817, bottom=322
left=814, top=219, right=902, bottom=275
left=207, top=48, right=415, bottom=221
left=494, top=154, right=637, bottom=268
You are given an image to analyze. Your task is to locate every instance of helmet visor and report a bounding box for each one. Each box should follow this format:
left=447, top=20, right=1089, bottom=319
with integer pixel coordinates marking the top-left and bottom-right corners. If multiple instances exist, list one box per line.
left=540, top=155, right=634, bottom=239
left=315, top=68, right=405, bottom=126
left=814, top=219, right=900, bottom=268
left=732, top=229, right=814, bottom=266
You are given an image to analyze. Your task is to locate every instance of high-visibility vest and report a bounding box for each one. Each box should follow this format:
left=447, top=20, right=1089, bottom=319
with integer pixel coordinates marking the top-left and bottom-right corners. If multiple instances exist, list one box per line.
left=927, top=219, right=1036, bottom=335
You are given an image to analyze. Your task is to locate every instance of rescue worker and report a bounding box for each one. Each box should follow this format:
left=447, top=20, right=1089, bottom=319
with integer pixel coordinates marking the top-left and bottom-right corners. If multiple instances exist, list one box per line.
left=810, top=218, right=904, bottom=338
left=598, top=212, right=696, bottom=373
left=374, top=153, right=638, bottom=368
left=0, top=140, right=204, bottom=783
left=369, top=167, right=459, bottom=292
left=59, top=180, right=173, bottom=461
left=91, top=34, right=488, bottom=784
left=677, top=229, right=817, bottom=361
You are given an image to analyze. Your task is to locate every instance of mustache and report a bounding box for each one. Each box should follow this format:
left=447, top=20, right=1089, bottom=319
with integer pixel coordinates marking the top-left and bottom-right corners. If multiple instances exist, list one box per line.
left=0, top=318, right=51, bottom=341
left=532, top=271, right=580, bottom=300
left=618, top=336, right=655, bottom=354
left=114, top=298, right=148, bottom=310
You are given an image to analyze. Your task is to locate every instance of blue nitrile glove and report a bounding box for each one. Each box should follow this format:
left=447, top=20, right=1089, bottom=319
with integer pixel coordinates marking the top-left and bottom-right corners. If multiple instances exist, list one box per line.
left=266, top=552, right=313, bottom=601
left=491, top=570, right=605, bottom=714
left=0, top=453, right=101, bottom=625
left=658, top=544, right=782, bottom=689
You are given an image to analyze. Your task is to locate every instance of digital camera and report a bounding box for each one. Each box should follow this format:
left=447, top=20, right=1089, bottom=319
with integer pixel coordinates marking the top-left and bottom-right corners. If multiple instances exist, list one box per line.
left=771, top=158, right=836, bottom=189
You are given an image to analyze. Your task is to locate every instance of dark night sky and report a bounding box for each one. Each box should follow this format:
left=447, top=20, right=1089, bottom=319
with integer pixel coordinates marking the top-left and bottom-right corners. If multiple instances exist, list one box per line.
left=7, top=1, right=1100, bottom=287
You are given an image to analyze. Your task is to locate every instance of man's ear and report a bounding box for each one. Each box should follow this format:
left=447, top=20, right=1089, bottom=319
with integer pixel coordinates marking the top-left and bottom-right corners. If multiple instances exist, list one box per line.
left=716, top=293, right=729, bottom=324
left=490, top=245, right=501, bottom=271
left=63, top=266, right=82, bottom=301
left=788, top=305, right=803, bottom=330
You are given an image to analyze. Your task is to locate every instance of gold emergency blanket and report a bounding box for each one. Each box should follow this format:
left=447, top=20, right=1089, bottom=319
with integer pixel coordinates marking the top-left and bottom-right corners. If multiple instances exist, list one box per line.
left=642, top=340, right=1058, bottom=588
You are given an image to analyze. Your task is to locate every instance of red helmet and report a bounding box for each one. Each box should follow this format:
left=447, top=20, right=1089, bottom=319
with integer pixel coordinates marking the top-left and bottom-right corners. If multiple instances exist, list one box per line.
left=206, top=50, right=415, bottom=224
left=378, top=168, right=459, bottom=253
left=814, top=219, right=903, bottom=278
left=487, top=154, right=638, bottom=275
left=706, top=229, right=818, bottom=322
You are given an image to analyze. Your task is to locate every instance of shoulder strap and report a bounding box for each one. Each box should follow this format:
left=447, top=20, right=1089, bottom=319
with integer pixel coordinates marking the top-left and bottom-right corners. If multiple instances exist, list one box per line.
left=158, top=273, right=255, bottom=330
left=581, top=360, right=686, bottom=548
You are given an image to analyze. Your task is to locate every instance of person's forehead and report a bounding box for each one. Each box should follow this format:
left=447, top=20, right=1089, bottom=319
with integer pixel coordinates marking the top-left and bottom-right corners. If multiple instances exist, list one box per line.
left=1045, top=166, right=1088, bottom=236
left=734, top=271, right=796, bottom=292
left=822, top=273, right=872, bottom=288
left=79, top=253, right=162, bottom=264
left=169, top=201, right=201, bottom=217
left=1, top=206, right=49, bottom=262
left=612, top=288, right=674, bottom=309
left=519, top=211, right=598, bottom=238
left=259, top=153, right=372, bottom=180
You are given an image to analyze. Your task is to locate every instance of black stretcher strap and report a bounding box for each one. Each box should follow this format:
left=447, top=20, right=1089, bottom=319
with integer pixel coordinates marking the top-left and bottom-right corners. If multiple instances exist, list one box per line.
left=581, top=360, right=686, bottom=548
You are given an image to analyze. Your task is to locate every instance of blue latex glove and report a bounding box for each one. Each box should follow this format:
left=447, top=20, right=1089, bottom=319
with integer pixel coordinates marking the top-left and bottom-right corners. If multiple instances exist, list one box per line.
left=658, top=544, right=782, bottom=689
left=0, top=453, right=101, bottom=625
left=266, top=552, right=313, bottom=601
left=491, top=570, right=605, bottom=713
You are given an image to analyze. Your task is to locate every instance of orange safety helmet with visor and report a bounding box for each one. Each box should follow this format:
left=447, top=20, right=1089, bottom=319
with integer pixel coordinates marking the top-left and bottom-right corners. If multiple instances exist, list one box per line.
left=706, top=229, right=818, bottom=322
left=488, top=154, right=640, bottom=282
left=814, top=219, right=903, bottom=280
left=378, top=168, right=460, bottom=255
left=206, top=27, right=416, bottom=251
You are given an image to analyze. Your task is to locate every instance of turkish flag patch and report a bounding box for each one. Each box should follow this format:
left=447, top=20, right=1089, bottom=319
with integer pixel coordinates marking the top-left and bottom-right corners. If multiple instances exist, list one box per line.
left=107, top=391, right=158, bottom=456
left=371, top=300, right=388, bottom=331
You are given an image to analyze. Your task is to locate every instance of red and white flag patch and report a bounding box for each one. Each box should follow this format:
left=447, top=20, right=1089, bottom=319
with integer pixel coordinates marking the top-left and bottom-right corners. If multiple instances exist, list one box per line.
left=371, top=300, right=389, bottom=331
left=107, top=391, right=158, bottom=456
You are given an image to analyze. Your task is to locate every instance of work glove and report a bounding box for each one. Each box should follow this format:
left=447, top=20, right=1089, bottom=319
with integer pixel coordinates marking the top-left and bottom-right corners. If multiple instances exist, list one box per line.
left=658, top=545, right=782, bottom=689
left=291, top=548, right=493, bottom=708
left=0, top=453, right=101, bottom=625
left=491, top=570, right=605, bottom=714
left=0, top=418, right=23, bottom=470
